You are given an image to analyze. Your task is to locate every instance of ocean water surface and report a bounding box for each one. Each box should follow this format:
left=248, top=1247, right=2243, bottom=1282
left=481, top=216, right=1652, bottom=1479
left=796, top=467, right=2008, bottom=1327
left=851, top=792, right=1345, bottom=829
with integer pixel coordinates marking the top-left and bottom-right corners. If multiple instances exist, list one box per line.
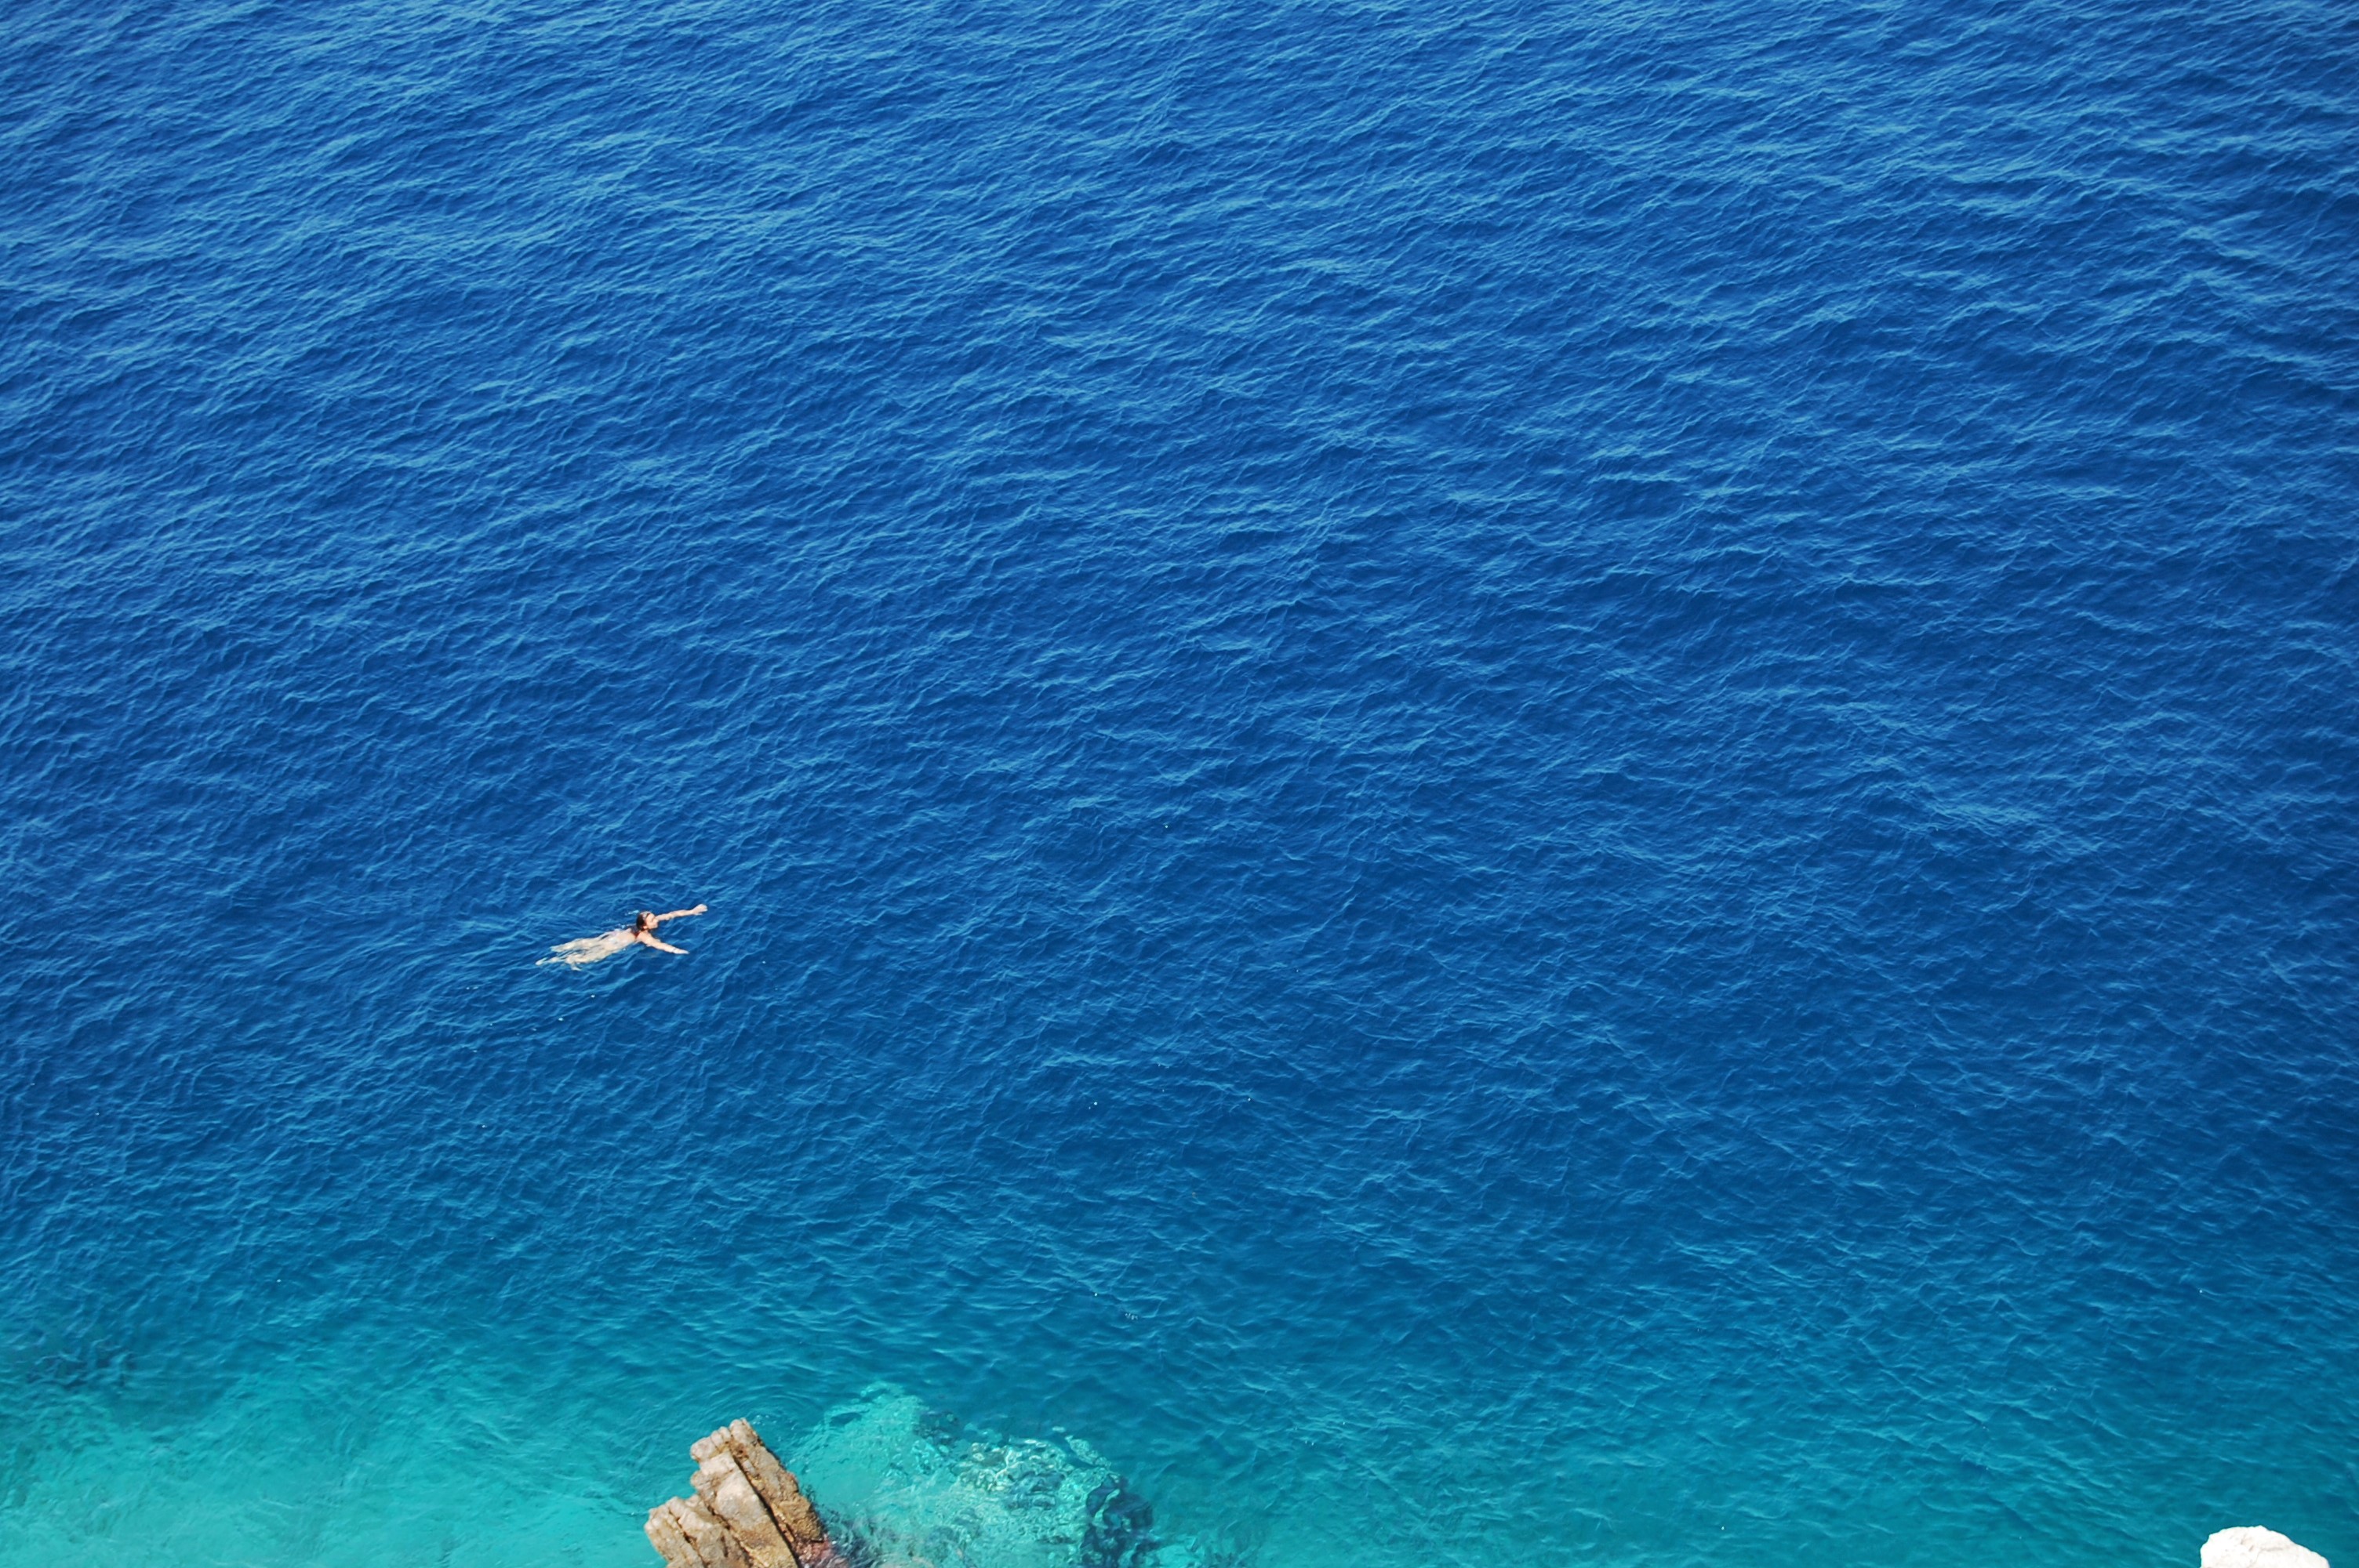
left=2, top=0, right=2354, bottom=1564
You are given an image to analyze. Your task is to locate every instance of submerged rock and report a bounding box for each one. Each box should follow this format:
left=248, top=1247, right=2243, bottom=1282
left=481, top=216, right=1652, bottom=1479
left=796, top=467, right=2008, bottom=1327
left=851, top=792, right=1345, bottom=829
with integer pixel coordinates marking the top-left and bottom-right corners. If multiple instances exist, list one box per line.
left=2205, top=1529, right=2329, bottom=1568
left=647, top=1421, right=842, bottom=1568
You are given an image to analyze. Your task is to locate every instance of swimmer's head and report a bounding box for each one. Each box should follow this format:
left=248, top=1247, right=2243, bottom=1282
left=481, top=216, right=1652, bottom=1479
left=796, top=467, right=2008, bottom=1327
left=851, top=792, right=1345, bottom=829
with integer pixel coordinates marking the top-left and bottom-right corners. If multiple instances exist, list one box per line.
left=634, top=910, right=655, bottom=932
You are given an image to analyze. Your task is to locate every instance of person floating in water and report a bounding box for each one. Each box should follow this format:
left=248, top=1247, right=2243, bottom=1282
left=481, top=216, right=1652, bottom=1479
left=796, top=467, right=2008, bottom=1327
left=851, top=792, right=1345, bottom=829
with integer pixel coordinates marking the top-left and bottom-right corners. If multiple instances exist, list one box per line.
left=540, top=905, right=708, bottom=968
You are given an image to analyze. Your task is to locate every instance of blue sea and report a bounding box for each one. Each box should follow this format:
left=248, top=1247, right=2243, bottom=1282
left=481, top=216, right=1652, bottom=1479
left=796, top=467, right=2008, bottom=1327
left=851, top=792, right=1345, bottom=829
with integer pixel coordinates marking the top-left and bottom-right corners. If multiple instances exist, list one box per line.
left=2, top=0, right=2353, bottom=1564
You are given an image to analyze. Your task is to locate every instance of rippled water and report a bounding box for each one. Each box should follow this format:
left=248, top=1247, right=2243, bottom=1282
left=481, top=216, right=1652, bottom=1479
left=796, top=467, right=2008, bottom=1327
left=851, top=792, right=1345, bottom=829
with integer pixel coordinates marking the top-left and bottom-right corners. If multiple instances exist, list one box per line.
left=2, top=0, right=2353, bottom=1565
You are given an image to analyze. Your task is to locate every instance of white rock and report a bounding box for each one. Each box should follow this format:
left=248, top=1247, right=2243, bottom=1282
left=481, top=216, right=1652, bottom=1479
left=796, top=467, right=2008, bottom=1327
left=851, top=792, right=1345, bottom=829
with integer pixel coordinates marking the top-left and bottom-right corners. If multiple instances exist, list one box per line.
left=2205, top=1528, right=2328, bottom=1568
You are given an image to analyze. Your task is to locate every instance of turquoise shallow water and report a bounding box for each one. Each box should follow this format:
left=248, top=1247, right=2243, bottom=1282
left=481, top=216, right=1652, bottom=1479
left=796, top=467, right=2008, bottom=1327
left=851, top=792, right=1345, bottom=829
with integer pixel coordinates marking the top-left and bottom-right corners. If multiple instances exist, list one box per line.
left=2, top=0, right=2354, bottom=1564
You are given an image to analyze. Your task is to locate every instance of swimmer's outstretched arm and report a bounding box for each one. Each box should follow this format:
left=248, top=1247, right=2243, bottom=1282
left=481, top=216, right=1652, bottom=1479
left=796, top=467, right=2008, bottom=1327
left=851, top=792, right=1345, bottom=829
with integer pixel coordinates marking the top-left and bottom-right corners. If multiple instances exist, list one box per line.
left=651, top=904, right=708, bottom=925
left=638, top=935, right=690, bottom=954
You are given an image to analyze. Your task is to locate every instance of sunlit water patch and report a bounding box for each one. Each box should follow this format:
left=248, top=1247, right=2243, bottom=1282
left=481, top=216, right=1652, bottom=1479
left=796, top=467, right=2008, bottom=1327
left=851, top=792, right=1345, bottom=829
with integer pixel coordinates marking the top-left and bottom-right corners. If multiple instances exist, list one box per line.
left=794, top=1390, right=1231, bottom=1568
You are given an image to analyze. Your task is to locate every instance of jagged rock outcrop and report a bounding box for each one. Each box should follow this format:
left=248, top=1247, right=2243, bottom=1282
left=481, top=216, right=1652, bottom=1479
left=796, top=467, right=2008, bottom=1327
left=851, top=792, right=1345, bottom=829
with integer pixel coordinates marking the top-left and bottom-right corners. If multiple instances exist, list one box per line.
left=647, top=1420, right=842, bottom=1568
left=2205, top=1528, right=2329, bottom=1568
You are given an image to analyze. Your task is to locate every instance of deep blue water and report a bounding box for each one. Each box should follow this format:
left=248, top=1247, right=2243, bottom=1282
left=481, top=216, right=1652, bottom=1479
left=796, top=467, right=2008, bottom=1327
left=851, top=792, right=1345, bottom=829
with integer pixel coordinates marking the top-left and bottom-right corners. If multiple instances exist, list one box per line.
left=2, top=0, right=2355, bottom=1564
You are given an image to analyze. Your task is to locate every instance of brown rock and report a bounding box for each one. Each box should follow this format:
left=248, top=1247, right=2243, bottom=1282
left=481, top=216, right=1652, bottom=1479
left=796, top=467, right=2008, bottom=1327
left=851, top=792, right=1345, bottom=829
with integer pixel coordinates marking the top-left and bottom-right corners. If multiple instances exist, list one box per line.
left=696, top=1451, right=801, bottom=1568
left=725, top=1420, right=828, bottom=1547
left=647, top=1417, right=840, bottom=1568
